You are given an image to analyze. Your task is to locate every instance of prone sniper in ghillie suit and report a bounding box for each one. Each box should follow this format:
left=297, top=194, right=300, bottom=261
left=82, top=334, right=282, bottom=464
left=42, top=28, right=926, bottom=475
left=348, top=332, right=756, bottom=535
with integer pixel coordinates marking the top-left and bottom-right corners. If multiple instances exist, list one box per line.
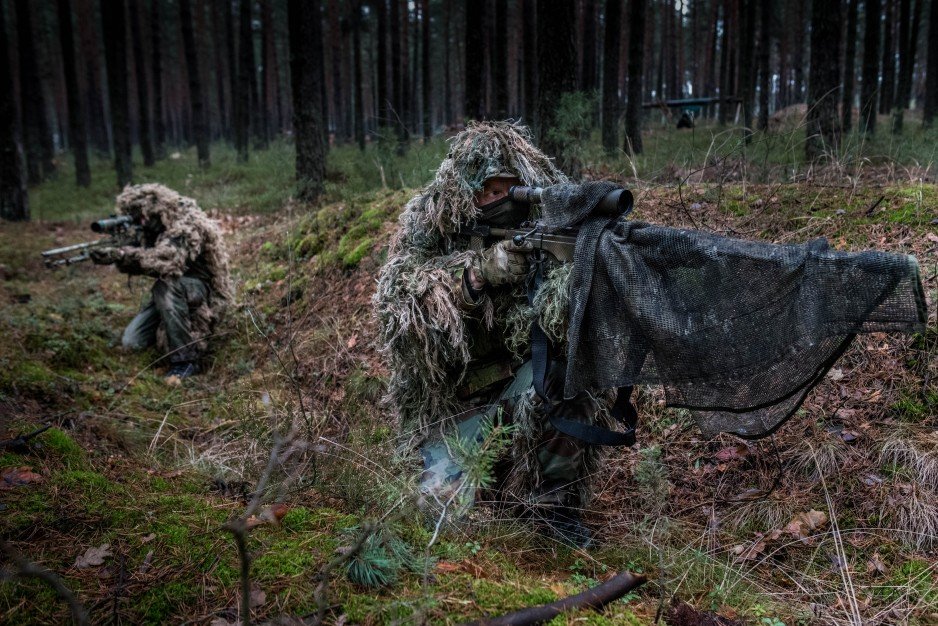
left=43, top=184, right=232, bottom=382
left=373, top=121, right=928, bottom=549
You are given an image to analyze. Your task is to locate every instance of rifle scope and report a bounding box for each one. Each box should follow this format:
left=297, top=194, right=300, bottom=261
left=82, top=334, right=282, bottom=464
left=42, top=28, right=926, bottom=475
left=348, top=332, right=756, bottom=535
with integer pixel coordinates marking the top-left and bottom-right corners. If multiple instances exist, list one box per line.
left=508, top=185, right=634, bottom=218
left=91, top=215, right=133, bottom=233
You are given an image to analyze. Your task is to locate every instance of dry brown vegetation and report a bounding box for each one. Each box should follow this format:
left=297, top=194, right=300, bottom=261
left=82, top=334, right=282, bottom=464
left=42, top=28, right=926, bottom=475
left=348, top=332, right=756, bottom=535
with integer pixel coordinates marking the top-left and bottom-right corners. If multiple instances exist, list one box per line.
left=0, top=140, right=936, bottom=624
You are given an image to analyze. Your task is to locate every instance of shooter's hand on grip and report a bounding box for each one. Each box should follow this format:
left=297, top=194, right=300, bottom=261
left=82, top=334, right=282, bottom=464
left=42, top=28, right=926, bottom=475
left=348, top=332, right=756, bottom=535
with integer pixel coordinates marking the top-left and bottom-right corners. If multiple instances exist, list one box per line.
left=89, top=247, right=123, bottom=265
left=471, top=240, right=533, bottom=287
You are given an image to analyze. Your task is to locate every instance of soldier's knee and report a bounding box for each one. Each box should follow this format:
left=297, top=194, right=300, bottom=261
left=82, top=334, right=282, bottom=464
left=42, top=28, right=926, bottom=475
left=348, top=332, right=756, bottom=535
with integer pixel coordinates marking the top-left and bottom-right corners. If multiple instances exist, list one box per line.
left=122, top=325, right=147, bottom=350
left=151, top=279, right=180, bottom=310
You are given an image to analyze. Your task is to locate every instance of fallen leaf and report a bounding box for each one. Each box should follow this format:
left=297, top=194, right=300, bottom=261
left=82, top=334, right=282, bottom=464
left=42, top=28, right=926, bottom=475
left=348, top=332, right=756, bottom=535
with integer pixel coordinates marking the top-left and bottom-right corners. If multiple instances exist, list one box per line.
left=714, top=445, right=749, bottom=462
left=436, top=561, right=460, bottom=573
left=785, top=510, right=828, bottom=539
left=347, top=335, right=358, bottom=349
left=867, top=552, right=887, bottom=575
left=0, top=466, right=43, bottom=490
left=732, top=539, right=767, bottom=560
left=245, top=504, right=291, bottom=529
left=926, top=232, right=938, bottom=244
left=249, top=585, right=267, bottom=608
left=74, top=544, right=112, bottom=569
left=164, top=375, right=182, bottom=387
left=140, top=533, right=156, bottom=544
left=827, top=368, right=844, bottom=381
left=139, top=550, right=153, bottom=574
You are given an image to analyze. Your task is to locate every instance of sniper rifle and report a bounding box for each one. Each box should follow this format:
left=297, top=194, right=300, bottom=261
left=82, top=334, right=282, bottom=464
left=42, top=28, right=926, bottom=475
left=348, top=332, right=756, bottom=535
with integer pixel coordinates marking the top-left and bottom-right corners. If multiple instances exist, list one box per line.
left=453, top=184, right=633, bottom=263
left=41, top=215, right=139, bottom=268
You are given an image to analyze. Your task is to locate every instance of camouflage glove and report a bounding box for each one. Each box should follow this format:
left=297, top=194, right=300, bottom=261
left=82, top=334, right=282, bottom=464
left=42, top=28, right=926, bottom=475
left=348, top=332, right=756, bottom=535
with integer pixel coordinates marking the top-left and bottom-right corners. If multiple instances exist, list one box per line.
left=474, top=240, right=532, bottom=287
left=89, top=247, right=122, bottom=265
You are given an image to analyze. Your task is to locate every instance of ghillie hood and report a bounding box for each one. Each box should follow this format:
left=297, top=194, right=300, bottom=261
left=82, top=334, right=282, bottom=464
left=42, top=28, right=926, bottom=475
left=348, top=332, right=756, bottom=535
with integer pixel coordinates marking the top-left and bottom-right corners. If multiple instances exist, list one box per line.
left=413, top=121, right=569, bottom=234
left=375, top=122, right=567, bottom=446
left=116, top=183, right=233, bottom=307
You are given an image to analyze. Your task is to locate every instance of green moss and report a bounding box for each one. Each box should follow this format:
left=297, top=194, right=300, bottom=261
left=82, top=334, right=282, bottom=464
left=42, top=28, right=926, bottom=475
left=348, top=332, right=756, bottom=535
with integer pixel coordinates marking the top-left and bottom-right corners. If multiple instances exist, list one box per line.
left=253, top=539, right=322, bottom=578
left=40, top=428, right=85, bottom=469
left=341, top=238, right=374, bottom=267
left=138, top=580, right=200, bottom=625
left=472, top=578, right=558, bottom=612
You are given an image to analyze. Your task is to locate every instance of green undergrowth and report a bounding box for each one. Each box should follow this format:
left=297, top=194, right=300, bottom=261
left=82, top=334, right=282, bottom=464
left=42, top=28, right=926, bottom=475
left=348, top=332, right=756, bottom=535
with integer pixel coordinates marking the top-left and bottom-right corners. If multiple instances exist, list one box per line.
left=2, top=131, right=936, bottom=624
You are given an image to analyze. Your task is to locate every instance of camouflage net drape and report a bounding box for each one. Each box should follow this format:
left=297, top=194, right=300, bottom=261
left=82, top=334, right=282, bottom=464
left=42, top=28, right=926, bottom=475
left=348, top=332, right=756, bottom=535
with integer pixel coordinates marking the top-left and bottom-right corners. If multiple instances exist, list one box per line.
left=544, top=183, right=927, bottom=438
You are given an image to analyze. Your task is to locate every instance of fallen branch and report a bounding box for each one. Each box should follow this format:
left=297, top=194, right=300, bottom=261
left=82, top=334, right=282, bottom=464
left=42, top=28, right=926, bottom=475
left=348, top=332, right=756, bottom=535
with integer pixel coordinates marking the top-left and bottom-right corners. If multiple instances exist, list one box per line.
left=0, top=424, right=52, bottom=452
left=0, top=539, right=90, bottom=625
left=462, top=570, right=647, bottom=626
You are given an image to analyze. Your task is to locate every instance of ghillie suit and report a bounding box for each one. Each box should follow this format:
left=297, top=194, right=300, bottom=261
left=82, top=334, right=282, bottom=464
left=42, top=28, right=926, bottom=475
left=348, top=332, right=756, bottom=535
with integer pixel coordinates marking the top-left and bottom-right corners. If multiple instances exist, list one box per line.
left=98, top=184, right=232, bottom=365
left=374, top=122, right=616, bottom=518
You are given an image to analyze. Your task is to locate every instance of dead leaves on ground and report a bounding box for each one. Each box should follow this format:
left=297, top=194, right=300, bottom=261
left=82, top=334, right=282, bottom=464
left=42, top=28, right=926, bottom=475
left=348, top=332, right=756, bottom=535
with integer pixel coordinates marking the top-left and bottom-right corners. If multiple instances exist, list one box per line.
left=244, top=503, right=290, bottom=530
left=73, top=543, right=113, bottom=569
left=732, top=509, right=830, bottom=561
left=0, top=466, right=43, bottom=490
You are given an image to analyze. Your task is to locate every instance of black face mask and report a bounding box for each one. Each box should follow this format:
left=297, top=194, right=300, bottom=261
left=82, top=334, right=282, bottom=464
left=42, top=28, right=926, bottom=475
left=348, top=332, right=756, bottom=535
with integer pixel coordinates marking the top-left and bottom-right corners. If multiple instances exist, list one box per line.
left=478, top=195, right=529, bottom=227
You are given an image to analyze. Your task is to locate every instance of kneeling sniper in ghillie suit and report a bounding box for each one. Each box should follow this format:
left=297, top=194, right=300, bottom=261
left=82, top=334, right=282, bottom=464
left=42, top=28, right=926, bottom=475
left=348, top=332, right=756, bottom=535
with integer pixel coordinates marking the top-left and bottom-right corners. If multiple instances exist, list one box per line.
left=90, top=184, right=232, bottom=380
left=374, top=122, right=621, bottom=546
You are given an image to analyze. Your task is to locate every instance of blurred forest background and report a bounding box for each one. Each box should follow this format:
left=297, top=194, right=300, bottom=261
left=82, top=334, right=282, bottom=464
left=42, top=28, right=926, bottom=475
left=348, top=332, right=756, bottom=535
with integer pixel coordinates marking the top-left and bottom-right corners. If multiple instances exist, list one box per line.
left=3, top=0, right=938, bottom=222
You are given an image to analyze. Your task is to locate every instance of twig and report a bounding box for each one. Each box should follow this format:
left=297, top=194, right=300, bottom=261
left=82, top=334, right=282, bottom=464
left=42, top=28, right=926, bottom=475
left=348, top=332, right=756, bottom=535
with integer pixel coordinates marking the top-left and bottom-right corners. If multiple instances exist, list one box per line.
left=221, top=431, right=292, bottom=626
left=310, top=521, right=377, bottom=626
left=865, top=195, right=885, bottom=217
left=0, top=424, right=52, bottom=452
left=461, top=571, right=646, bottom=626
left=0, top=539, right=90, bottom=625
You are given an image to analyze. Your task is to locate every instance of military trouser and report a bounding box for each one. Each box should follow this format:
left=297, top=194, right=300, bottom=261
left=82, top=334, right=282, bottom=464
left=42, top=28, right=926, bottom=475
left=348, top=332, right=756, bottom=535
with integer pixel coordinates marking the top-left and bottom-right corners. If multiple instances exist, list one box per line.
left=122, top=276, right=208, bottom=364
left=419, top=360, right=603, bottom=512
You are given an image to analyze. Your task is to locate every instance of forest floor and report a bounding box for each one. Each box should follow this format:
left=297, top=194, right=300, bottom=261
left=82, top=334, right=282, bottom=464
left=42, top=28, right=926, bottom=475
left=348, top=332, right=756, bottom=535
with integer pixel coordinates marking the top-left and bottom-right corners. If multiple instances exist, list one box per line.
left=1, top=124, right=937, bottom=625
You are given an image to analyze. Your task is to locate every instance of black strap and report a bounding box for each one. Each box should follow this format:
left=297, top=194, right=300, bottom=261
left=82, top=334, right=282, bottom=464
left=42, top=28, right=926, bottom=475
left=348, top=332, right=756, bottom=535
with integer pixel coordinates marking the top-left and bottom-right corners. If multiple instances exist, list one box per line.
left=527, top=255, right=636, bottom=447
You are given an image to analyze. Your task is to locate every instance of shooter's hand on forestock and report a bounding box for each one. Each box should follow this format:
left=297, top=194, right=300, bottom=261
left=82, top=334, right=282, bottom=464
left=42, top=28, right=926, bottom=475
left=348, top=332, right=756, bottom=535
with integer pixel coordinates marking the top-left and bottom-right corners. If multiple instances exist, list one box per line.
left=89, top=247, right=122, bottom=265
left=473, top=240, right=532, bottom=287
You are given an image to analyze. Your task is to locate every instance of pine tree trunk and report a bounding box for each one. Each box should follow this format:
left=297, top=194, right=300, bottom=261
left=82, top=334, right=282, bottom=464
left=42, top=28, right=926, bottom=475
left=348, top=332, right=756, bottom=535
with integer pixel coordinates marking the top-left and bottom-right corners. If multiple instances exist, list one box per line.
left=465, top=0, right=485, bottom=121
left=421, top=0, right=431, bottom=138
left=129, top=0, right=154, bottom=166
left=522, top=0, right=538, bottom=127
left=179, top=0, right=209, bottom=167
left=860, top=0, right=880, bottom=133
left=893, top=0, right=922, bottom=133
left=151, top=0, right=166, bottom=157
left=443, top=0, right=452, bottom=125
left=806, top=0, right=842, bottom=160
left=236, top=0, right=251, bottom=162
left=924, top=0, right=938, bottom=126
left=581, top=0, right=597, bottom=93
left=738, top=0, right=756, bottom=141
left=353, top=1, right=366, bottom=148
left=494, top=0, right=509, bottom=118
left=757, top=0, right=770, bottom=130
left=625, top=0, right=646, bottom=154
left=212, top=0, right=230, bottom=139
left=101, top=0, right=132, bottom=187
left=226, top=0, right=237, bottom=141
left=55, top=0, right=91, bottom=187
left=15, top=0, right=55, bottom=184
left=288, top=0, right=326, bottom=202
left=377, top=0, right=389, bottom=124
left=601, top=0, right=621, bottom=151
left=0, top=1, right=29, bottom=220
left=718, top=0, right=732, bottom=124
left=261, top=0, right=274, bottom=144
left=792, top=0, right=805, bottom=101
left=880, top=0, right=895, bottom=114
left=842, top=0, right=858, bottom=132
left=537, top=0, right=578, bottom=171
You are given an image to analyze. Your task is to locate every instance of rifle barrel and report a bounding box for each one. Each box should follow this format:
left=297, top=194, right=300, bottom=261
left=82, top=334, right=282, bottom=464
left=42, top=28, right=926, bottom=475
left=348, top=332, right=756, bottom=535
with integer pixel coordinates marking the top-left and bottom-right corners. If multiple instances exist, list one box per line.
left=41, top=240, right=101, bottom=258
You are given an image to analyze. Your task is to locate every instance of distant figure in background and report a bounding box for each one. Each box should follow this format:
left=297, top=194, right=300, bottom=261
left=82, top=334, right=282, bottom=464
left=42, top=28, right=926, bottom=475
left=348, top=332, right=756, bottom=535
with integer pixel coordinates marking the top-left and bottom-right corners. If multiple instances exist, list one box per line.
left=676, top=110, right=695, bottom=129
left=90, top=184, right=232, bottom=380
